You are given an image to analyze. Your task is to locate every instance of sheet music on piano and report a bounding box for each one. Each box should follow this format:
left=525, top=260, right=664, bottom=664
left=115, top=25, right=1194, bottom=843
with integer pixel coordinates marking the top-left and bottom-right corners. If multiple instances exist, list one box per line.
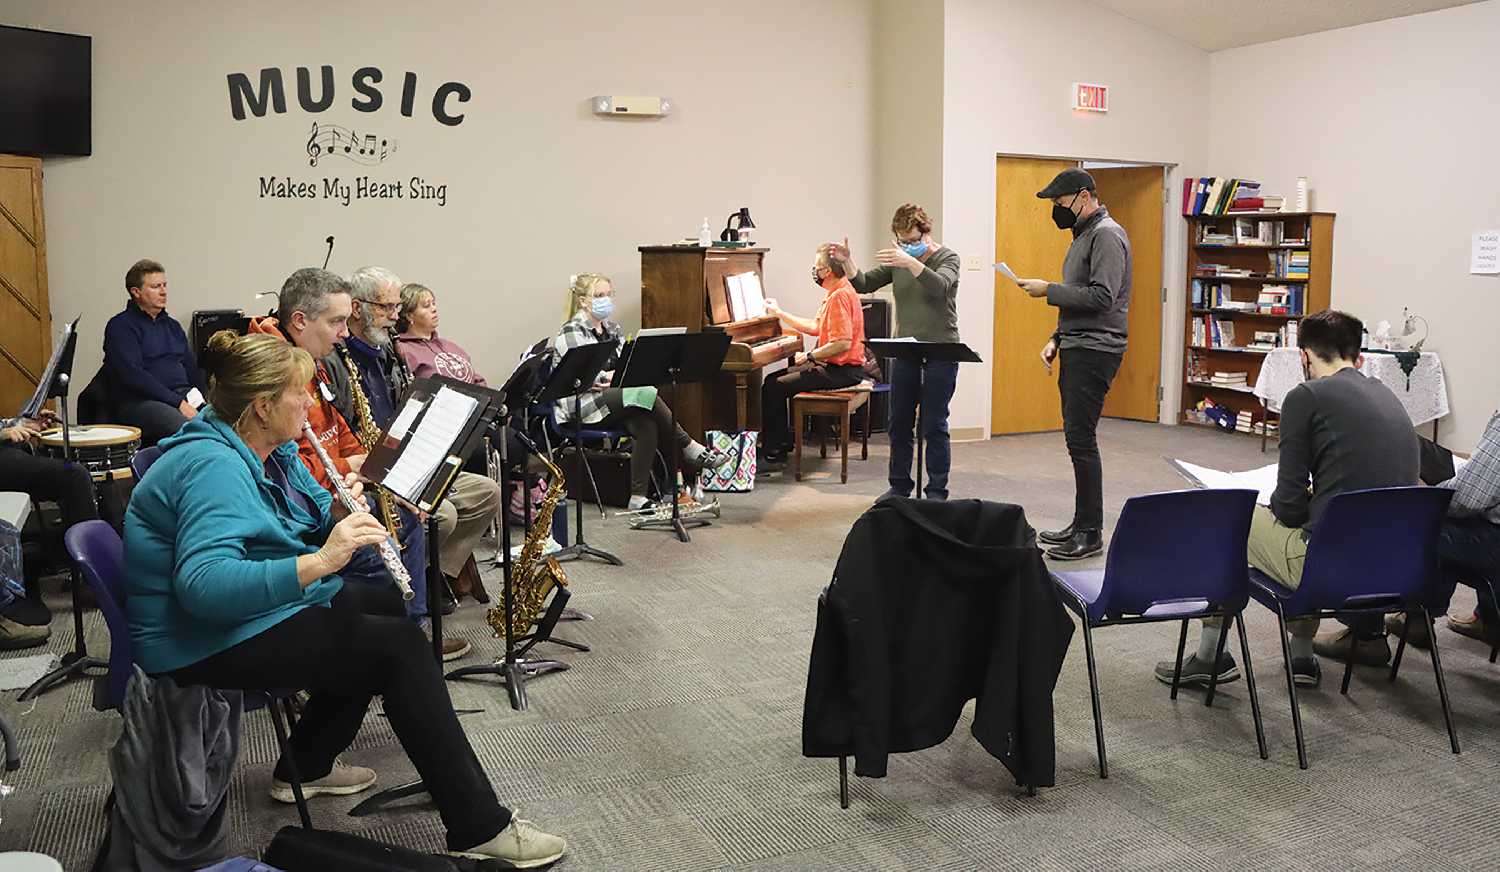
left=737, top=272, right=767, bottom=318
left=383, top=386, right=477, bottom=499
left=725, top=274, right=747, bottom=321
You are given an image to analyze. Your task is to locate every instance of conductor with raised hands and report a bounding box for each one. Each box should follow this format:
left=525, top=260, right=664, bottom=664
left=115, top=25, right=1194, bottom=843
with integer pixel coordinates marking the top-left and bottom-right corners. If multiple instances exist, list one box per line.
left=828, top=202, right=962, bottom=501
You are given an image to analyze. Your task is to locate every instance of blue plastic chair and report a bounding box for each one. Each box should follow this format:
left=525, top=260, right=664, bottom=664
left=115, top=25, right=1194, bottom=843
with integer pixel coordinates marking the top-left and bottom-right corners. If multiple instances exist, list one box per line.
left=1248, top=486, right=1458, bottom=769
left=1050, top=489, right=1266, bottom=778
left=130, top=445, right=163, bottom=480
left=64, top=520, right=315, bottom=829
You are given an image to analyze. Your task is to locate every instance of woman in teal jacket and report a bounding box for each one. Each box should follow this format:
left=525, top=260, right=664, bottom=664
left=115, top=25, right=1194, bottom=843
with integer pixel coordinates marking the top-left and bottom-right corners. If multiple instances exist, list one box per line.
left=123, top=330, right=565, bottom=866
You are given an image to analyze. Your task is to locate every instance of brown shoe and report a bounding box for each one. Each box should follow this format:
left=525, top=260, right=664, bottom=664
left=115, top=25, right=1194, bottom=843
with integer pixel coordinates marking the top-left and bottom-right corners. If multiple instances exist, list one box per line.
left=1312, top=628, right=1391, bottom=666
left=442, top=637, right=471, bottom=662
left=0, top=614, right=49, bottom=650
left=1384, top=612, right=1431, bottom=649
left=1449, top=611, right=1489, bottom=643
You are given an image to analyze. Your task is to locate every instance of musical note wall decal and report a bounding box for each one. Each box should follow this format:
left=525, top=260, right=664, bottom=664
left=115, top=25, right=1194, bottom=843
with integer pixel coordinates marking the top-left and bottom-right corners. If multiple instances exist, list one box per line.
left=305, top=122, right=398, bottom=167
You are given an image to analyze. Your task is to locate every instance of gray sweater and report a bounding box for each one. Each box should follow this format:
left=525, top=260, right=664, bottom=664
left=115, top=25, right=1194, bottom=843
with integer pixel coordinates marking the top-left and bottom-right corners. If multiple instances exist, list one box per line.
left=1272, top=367, right=1419, bottom=530
left=850, top=246, right=962, bottom=343
left=1047, top=207, right=1131, bottom=354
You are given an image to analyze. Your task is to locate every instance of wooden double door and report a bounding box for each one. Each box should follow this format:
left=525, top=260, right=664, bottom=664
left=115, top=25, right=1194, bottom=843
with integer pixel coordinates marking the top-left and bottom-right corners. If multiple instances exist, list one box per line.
left=990, top=156, right=1165, bottom=434
left=0, top=155, right=52, bottom=413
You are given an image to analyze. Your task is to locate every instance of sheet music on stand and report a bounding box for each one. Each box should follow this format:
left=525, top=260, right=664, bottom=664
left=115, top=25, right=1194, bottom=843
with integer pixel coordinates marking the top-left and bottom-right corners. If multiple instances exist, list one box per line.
left=362, top=377, right=500, bottom=512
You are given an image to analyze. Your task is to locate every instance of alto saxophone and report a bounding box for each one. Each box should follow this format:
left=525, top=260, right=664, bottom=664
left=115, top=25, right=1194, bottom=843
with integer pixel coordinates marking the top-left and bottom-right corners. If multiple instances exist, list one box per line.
left=336, top=344, right=404, bottom=541
left=302, top=421, right=415, bottom=601
left=486, top=449, right=569, bottom=640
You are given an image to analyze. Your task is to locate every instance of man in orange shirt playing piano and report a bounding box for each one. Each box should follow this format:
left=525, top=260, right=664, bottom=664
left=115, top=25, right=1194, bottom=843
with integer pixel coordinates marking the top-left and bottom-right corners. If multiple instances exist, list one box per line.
left=759, top=247, right=868, bottom=466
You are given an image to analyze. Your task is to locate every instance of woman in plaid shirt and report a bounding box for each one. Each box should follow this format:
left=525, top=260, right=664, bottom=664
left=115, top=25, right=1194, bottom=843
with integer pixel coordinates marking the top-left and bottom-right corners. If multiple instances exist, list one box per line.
left=551, top=274, right=726, bottom=510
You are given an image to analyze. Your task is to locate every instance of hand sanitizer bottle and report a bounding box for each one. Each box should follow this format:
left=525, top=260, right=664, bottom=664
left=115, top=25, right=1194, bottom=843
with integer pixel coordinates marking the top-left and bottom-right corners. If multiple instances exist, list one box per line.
left=698, top=218, right=712, bottom=247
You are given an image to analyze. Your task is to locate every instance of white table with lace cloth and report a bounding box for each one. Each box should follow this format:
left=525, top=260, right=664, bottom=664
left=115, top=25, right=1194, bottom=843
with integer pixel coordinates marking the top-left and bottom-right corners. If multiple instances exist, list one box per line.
left=1252, top=348, right=1449, bottom=446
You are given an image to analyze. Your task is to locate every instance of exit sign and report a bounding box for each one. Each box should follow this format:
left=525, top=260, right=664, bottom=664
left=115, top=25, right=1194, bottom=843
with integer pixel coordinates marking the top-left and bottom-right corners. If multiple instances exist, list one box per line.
left=1073, top=82, right=1108, bottom=112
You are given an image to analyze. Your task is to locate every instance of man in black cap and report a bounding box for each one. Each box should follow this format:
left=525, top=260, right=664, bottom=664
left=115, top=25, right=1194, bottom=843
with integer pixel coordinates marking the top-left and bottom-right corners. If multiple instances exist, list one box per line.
left=1013, top=168, right=1131, bottom=559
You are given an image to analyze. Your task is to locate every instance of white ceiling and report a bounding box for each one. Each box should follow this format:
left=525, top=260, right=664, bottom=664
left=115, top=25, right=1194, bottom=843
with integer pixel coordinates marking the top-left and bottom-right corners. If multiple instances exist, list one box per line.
left=1087, top=0, right=1487, bottom=51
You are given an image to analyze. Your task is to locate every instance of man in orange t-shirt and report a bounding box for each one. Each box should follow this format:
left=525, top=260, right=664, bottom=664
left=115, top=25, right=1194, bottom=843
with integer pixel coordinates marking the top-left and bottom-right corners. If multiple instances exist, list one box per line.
left=759, top=247, right=868, bottom=464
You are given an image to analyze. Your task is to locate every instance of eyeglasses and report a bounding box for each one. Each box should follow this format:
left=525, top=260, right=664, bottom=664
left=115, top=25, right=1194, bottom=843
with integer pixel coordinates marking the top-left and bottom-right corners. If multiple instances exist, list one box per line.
left=367, top=300, right=402, bottom=313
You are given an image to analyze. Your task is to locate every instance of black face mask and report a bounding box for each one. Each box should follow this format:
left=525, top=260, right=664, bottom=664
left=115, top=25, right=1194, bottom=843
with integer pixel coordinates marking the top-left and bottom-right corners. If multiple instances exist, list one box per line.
left=1051, top=192, right=1081, bottom=230
left=811, top=270, right=826, bottom=286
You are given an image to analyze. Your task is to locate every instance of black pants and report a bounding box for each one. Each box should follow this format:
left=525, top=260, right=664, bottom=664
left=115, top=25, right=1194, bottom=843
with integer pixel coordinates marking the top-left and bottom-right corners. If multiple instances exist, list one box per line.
left=760, top=362, right=863, bottom=455
left=596, top=390, right=694, bottom=495
left=1437, top=515, right=1500, bottom=624
left=169, top=583, right=509, bottom=851
left=0, top=443, right=97, bottom=527
left=118, top=398, right=188, bottom=448
left=1058, top=347, right=1123, bottom=531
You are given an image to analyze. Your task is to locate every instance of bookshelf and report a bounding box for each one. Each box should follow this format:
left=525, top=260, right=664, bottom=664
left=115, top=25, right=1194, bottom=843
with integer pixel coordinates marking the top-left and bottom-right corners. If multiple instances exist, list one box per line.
left=1181, top=211, right=1334, bottom=439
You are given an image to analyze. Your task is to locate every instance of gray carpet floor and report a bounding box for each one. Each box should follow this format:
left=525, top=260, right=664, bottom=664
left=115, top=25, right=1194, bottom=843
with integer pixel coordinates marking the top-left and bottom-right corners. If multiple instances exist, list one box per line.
left=2, top=418, right=1497, bottom=870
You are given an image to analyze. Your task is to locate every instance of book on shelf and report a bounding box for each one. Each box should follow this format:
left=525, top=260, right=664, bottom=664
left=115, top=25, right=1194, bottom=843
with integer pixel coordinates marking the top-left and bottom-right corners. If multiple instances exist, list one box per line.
left=1211, top=371, right=1249, bottom=387
left=1192, top=315, right=1237, bottom=348
left=1184, top=178, right=1270, bottom=216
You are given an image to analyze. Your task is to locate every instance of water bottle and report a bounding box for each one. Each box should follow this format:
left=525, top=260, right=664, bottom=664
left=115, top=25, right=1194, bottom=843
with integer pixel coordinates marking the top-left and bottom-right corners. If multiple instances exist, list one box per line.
left=698, top=217, right=712, bottom=247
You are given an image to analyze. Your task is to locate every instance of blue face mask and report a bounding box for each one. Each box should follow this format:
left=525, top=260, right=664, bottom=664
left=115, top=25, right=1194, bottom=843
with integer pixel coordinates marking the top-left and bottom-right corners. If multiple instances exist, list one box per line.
left=900, top=240, right=929, bottom=258
left=589, top=296, right=614, bottom=320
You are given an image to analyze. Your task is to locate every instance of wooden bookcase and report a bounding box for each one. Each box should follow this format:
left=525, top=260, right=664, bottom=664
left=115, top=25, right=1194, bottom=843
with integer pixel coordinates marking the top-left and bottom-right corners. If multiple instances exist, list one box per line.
left=1179, top=211, right=1335, bottom=438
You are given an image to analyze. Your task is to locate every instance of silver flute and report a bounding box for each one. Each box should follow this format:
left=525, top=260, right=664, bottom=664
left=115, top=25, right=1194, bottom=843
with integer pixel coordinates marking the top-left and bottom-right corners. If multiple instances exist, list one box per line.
left=302, top=421, right=415, bottom=601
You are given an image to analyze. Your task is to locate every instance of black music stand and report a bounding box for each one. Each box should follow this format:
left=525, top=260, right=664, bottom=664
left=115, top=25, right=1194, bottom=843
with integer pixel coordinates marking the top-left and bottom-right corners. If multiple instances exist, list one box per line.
left=348, top=377, right=506, bottom=817
left=615, top=331, right=731, bottom=542
left=864, top=340, right=982, bottom=499
left=534, top=343, right=621, bottom=566
left=20, top=320, right=109, bottom=702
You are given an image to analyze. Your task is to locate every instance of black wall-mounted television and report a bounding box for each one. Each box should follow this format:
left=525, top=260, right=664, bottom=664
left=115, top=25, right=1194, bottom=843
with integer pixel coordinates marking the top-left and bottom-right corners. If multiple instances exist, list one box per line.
left=0, top=25, right=92, bottom=157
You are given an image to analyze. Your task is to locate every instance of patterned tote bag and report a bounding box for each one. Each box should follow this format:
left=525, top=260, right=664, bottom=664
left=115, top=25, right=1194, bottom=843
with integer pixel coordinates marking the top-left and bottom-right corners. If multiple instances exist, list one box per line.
left=700, top=429, right=757, bottom=492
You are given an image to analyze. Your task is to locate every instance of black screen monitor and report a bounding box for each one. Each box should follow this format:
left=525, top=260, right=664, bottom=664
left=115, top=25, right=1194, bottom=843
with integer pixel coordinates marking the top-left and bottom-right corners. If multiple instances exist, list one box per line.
left=0, top=25, right=92, bottom=157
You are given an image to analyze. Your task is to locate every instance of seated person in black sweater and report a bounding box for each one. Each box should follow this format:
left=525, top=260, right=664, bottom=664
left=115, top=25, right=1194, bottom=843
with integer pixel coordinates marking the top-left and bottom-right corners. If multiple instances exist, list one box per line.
left=1155, top=310, right=1418, bottom=688
left=103, top=259, right=208, bottom=446
left=0, top=410, right=98, bottom=648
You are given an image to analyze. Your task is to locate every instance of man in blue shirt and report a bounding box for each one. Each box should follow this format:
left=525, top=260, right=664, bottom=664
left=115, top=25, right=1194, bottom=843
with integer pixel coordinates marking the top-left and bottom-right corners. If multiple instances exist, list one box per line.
left=103, top=259, right=207, bottom=446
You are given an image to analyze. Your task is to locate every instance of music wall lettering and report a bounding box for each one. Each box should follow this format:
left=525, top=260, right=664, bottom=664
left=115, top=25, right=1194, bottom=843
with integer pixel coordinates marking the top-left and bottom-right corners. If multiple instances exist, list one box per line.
left=229, top=64, right=467, bottom=207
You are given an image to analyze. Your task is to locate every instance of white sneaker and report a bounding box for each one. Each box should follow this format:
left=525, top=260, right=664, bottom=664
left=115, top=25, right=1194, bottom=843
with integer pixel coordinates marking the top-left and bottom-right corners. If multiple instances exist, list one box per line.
left=269, top=757, right=377, bottom=803
left=455, top=814, right=567, bottom=867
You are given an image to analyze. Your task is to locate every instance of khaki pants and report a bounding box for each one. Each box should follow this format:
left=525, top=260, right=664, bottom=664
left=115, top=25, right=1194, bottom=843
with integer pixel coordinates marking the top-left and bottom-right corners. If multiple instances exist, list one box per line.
left=1206, top=505, right=1318, bottom=639
left=434, top=471, right=502, bottom=578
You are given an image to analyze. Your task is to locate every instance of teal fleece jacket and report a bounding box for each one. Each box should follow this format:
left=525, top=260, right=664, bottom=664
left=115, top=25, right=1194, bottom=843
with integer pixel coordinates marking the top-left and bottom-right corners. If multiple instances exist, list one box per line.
left=124, top=406, right=342, bottom=674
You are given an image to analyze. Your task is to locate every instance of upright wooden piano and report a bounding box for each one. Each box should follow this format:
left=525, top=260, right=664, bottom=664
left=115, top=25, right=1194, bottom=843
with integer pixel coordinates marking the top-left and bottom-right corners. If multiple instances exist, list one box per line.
left=639, top=245, right=800, bottom=441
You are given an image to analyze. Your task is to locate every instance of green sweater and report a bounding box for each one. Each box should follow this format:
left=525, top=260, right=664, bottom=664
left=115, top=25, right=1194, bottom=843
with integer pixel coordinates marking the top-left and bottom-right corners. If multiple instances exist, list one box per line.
left=849, top=246, right=962, bottom=342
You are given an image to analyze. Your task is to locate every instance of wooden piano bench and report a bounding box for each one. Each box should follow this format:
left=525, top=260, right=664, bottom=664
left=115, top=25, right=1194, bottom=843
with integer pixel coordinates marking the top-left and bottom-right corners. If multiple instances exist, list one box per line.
left=792, top=383, right=873, bottom=484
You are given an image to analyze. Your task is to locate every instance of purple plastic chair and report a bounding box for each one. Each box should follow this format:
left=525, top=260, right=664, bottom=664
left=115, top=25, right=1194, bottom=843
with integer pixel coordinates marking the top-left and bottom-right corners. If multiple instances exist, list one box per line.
left=129, top=445, right=163, bottom=480
left=1247, top=486, right=1458, bottom=769
left=64, top=520, right=315, bottom=829
left=1050, top=488, right=1266, bottom=778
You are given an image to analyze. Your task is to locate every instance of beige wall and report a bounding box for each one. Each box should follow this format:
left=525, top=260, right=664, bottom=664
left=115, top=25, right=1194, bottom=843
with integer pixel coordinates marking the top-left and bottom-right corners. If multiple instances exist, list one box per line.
left=0, top=0, right=877, bottom=410
left=1209, top=0, right=1500, bottom=448
left=871, top=0, right=944, bottom=253
left=940, top=0, right=1211, bottom=438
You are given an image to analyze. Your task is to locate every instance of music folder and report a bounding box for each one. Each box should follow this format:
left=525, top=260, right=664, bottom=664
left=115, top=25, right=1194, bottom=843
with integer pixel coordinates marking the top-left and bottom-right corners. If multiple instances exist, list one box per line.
left=22, top=316, right=80, bottom=417
left=360, top=376, right=503, bottom=513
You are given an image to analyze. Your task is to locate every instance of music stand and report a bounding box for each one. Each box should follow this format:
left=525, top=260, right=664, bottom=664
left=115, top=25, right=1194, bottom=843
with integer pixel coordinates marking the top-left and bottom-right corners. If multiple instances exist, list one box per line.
left=20, top=319, right=110, bottom=702
left=347, top=376, right=506, bottom=817
left=864, top=340, right=982, bottom=499
left=533, top=343, right=621, bottom=566
left=614, top=331, right=731, bottom=542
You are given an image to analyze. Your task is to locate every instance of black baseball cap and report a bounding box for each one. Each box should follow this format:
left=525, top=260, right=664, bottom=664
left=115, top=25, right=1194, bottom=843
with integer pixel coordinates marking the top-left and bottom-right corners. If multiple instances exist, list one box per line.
left=1036, top=168, right=1096, bottom=199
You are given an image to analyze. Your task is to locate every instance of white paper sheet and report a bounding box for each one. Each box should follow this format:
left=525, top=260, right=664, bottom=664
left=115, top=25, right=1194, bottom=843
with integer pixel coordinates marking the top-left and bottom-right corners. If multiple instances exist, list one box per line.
left=1170, top=459, right=1283, bottom=507
left=388, top=397, right=425, bottom=441
left=993, top=261, right=1020, bottom=283
left=1472, top=231, right=1499, bottom=275
left=737, top=272, right=767, bottom=318
left=383, top=387, right=478, bottom=499
left=725, top=274, right=747, bottom=321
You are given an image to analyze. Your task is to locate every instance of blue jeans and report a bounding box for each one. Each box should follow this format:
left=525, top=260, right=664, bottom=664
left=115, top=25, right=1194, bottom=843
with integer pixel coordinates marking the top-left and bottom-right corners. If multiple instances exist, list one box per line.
left=339, top=499, right=429, bottom=620
left=887, top=358, right=959, bottom=499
